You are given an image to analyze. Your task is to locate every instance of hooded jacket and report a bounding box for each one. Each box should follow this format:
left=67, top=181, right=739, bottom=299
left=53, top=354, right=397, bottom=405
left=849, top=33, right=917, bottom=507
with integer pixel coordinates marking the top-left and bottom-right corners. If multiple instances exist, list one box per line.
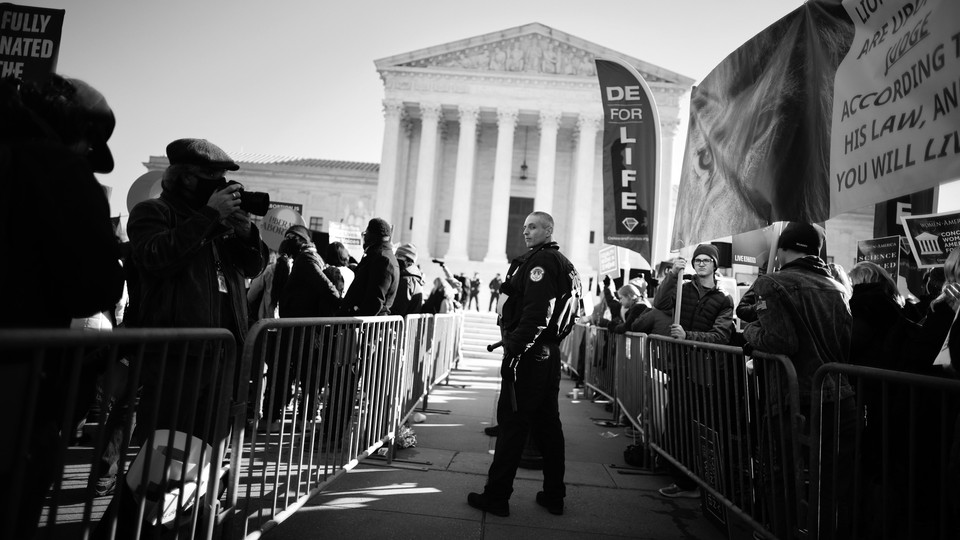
left=127, top=185, right=267, bottom=344
left=392, top=261, right=424, bottom=317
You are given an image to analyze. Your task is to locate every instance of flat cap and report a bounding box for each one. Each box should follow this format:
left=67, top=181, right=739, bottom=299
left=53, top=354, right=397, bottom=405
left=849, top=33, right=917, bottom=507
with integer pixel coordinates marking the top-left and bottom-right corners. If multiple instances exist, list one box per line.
left=166, top=138, right=239, bottom=171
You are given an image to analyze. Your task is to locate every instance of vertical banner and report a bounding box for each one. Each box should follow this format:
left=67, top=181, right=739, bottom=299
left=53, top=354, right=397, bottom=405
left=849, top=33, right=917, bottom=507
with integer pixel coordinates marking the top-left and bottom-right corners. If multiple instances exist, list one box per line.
left=900, top=209, right=960, bottom=268
left=595, top=57, right=660, bottom=264
left=856, top=235, right=902, bottom=277
left=830, top=0, right=960, bottom=215
left=0, top=3, right=65, bottom=82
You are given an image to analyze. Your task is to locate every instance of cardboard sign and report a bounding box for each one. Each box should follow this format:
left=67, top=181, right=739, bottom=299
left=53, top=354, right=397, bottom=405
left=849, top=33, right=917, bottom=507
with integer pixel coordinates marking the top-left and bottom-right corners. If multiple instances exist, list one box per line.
left=901, top=210, right=960, bottom=268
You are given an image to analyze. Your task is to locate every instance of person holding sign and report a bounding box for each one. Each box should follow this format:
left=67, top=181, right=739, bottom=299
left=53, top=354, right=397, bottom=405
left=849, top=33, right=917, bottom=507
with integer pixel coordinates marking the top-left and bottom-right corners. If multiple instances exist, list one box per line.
left=0, top=74, right=124, bottom=539
left=651, top=244, right=734, bottom=499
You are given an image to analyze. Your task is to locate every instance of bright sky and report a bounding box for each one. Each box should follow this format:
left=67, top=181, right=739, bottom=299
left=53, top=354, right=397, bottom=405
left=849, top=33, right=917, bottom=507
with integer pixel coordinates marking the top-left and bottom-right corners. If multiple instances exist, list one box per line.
left=26, top=0, right=815, bottom=217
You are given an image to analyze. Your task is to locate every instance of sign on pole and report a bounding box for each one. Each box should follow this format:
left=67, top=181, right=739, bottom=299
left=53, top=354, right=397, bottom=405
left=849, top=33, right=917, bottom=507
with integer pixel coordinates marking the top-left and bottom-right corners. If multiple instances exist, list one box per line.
left=595, top=57, right=660, bottom=263
left=901, top=210, right=960, bottom=268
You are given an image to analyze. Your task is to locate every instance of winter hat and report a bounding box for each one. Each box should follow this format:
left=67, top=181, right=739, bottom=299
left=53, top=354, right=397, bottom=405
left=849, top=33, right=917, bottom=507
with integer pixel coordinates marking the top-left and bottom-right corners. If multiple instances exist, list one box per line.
left=629, top=277, right=647, bottom=294
left=693, top=243, right=720, bottom=268
left=395, top=243, right=418, bottom=263
left=365, top=217, right=393, bottom=239
left=166, top=138, right=239, bottom=171
left=778, top=222, right=824, bottom=256
left=284, top=224, right=312, bottom=244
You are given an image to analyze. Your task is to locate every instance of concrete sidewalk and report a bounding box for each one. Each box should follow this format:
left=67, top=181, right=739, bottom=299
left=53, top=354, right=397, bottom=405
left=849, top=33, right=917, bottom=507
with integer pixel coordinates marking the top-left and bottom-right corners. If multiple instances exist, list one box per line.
left=265, top=354, right=726, bottom=539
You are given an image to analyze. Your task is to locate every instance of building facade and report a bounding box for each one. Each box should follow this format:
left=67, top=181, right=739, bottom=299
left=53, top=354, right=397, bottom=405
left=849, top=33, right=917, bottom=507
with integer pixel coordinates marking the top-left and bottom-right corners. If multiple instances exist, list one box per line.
left=374, top=23, right=693, bottom=271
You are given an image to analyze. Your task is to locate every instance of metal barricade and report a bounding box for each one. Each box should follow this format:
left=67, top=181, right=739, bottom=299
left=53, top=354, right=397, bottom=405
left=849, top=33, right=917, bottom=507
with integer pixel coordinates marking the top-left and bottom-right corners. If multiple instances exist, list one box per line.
left=585, top=326, right=617, bottom=402
left=236, top=317, right=404, bottom=537
left=427, top=313, right=462, bottom=390
left=645, top=335, right=804, bottom=540
left=398, top=314, right=432, bottom=425
left=809, top=364, right=960, bottom=540
left=559, top=323, right=588, bottom=382
left=0, top=328, right=237, bottom=540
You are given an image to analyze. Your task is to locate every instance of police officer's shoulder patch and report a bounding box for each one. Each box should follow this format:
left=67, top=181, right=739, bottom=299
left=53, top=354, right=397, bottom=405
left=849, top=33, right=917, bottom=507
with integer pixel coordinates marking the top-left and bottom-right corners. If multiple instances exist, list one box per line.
left=529, top=266, right=545, bottom=282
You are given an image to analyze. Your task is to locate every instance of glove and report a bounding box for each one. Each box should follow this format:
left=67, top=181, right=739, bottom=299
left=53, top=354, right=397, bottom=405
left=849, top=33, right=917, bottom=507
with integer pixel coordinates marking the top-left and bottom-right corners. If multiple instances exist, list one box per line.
left=742, top=342, right=755, bottom=357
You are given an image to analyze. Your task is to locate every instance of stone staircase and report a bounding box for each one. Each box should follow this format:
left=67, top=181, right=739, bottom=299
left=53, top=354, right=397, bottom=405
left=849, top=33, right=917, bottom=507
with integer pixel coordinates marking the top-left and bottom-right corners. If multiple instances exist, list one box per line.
left=460, top=310, right=501, bottom=360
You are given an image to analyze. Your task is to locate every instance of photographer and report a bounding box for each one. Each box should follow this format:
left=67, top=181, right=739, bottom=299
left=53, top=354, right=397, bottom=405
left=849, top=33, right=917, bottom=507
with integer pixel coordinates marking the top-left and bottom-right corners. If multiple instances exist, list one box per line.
left=127, top=138, right=267, bottom=431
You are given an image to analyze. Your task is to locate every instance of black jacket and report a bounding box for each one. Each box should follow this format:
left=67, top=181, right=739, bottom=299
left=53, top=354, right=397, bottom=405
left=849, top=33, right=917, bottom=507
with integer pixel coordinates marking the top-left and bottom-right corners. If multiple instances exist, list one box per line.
left=340, top=240, right=399, bottom=316
left=499, top=241, right=580, bottom=355
left=279, top=246, right=340, bottom=318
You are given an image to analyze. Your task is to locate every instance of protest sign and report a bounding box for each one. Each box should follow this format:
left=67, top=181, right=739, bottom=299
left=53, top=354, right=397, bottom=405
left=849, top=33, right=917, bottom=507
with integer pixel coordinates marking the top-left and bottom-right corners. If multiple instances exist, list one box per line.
left=259, top=206, right=306, bottom=252
left=900, top=209, right=960, bottom=268
left=856, top=235, right=902, bottom=277
left=671, top=1, right=960, bottom=250
left=830, top=0, right=960, bottom=216
left=598, top=245, right=619, bottom=278
left=595, top=57, right=660, bottom=262
left=0, top=3, right=64, bottom=81
left=329, top=221, right=363, bottom=262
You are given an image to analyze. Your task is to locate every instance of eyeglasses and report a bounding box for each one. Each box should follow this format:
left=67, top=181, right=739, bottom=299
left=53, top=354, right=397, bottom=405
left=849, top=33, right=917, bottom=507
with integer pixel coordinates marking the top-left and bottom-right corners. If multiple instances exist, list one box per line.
left=693, top=258, right=713, bottom=266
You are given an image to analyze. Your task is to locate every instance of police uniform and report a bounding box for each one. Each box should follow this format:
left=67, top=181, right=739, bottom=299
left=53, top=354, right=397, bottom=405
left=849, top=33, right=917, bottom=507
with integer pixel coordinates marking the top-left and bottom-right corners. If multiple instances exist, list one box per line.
left=483, top=240, right=580, bottom=507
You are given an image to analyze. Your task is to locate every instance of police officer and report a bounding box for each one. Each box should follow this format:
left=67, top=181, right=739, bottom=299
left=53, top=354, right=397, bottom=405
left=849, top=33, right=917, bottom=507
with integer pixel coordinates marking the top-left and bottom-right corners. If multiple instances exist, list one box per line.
left=468, top=211, right=581, bottom=517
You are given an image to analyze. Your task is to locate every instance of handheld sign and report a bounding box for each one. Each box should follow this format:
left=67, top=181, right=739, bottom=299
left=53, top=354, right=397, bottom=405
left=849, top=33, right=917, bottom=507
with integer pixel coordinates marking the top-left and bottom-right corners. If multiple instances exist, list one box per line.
left=0, top=3, right=65, bottom=82
left=260, top=207, right=306, bottom=252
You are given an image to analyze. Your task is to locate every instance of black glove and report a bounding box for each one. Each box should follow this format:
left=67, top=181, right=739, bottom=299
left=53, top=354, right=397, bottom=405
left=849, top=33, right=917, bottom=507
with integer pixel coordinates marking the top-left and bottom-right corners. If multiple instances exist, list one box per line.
left=742, top=342, right=755, bottom=357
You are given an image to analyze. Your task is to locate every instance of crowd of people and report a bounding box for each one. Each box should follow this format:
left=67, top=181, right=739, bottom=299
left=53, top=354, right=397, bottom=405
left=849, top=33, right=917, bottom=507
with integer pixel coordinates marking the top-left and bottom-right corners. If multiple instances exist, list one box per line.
left=4, top=71, right=960, bottom=538
left=584, top=223, right=960, bottom=537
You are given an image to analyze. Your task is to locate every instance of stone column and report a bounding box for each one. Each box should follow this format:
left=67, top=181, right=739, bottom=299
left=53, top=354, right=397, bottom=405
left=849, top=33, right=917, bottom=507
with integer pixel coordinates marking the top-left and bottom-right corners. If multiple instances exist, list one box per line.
left=569, top=113, right=601, bottom=268
left=655, top=119, right=680, bottom=265
left=446, top=104, right=479, bottom=261
left=533, top=110, right=561, bottom=213
left=374, top=100, right=404, bottom=224
left=410, top=102, right=441, bottom=256
left=484, top=108, right=517, bottom=264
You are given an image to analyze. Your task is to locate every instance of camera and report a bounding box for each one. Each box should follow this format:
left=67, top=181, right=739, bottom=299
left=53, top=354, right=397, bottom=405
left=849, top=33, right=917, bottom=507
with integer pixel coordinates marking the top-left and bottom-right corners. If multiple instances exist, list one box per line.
left=223, top=180, right=270, bottom=216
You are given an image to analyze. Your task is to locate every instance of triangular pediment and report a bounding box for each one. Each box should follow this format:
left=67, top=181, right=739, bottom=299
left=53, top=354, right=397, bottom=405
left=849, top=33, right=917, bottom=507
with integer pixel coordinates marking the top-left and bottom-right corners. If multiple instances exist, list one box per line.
left=375, top=22, right=693, bottom=86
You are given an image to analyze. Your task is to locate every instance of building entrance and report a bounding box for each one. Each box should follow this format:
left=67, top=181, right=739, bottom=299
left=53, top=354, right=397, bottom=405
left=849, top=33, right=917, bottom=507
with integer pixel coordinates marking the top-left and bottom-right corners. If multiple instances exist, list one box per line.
left=506, top=197, right=534, bottom=261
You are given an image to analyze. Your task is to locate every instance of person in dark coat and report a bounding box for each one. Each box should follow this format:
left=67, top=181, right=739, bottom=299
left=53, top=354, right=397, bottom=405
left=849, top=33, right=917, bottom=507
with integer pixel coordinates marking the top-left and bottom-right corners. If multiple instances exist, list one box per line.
left=468, top=211, right=581, bottom=518
left=339, top=218, right=399, bottom=316
left=0, top=75, right=125, bottom=539
left=653, top=244, right=734, bottom=500
left=391, top=243, right=424, bottom=317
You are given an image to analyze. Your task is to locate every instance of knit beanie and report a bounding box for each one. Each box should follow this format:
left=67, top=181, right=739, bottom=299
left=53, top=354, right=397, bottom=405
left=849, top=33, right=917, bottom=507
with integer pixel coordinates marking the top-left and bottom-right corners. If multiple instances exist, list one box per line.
left=693, top=244, right=720, bottom=268
left=395, top=243, right=418, bottom=263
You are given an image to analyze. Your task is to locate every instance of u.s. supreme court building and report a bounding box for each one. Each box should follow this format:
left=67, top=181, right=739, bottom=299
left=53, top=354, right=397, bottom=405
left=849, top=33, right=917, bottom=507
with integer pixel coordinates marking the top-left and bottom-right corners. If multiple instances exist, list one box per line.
left=144, top=23, right=693, bottom=280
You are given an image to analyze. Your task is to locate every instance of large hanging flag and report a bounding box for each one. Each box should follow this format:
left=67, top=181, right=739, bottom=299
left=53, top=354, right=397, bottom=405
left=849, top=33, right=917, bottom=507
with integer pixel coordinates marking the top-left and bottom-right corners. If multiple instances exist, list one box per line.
left=596, top=57, right=660, bottom=264
left=671, top=0, right=960, bottom=250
